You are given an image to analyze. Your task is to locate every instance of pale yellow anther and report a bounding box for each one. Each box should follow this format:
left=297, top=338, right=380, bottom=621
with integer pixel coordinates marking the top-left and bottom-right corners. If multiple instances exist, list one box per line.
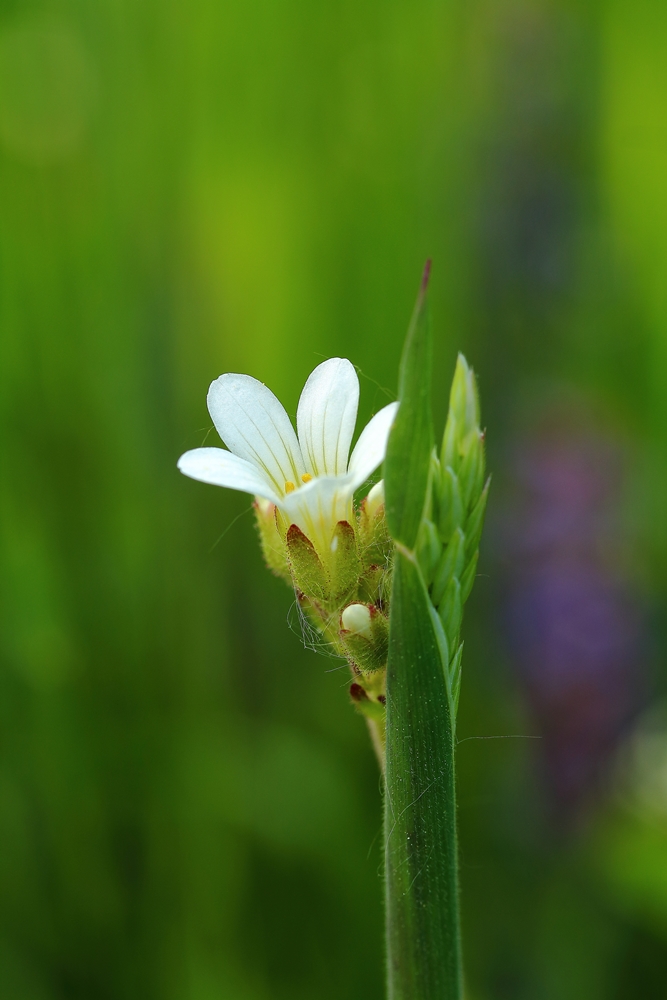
left=284, top=481, right=296, bottom=493
left=301, top=473, right=313, bottom=483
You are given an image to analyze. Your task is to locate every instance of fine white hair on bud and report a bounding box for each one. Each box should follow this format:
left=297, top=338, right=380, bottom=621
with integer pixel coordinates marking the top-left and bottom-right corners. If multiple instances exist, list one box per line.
left=341, top=603, right=373, bottom=640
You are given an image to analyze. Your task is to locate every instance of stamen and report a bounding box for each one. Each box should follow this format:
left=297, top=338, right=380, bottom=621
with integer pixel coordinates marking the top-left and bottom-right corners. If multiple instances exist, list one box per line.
left=301, top=473, right=313, bottom=483
left=284, top=481, right=296, bottom=493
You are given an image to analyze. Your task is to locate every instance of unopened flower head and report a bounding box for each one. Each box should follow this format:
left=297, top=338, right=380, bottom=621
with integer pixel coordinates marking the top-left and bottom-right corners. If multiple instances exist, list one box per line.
left=341, top=602, right=373, bottom=640
left=178, top=358, right=398, bottom=557
left=365, top=480, right=385, bottom=521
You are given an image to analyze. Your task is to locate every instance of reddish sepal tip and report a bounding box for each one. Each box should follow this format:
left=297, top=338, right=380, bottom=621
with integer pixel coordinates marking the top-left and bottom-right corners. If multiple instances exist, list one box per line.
left=349, top=682, right=368, bottom=702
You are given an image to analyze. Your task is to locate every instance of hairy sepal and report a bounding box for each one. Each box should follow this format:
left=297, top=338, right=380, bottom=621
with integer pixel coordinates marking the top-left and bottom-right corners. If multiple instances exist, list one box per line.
left=285, top=524, right=330, bottom=604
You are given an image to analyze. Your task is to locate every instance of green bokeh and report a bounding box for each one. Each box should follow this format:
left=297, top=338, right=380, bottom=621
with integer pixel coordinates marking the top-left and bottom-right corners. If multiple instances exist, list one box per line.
left=1, top=1, right=666, bottom=997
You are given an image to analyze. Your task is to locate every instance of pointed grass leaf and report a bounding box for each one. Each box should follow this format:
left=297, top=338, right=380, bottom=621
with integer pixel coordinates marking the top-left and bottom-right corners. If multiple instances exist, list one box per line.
left=431, top=526, right=465, bottom=607
left=449, top=642, right=464, bottom=716
left=438, top=576, right=462, bottom=652
left=416, top=518, right=442, bottom=586
left=458, top=431, right=484, bottom=509
left=460, top=551, right=479, bottom=604
left=439, top=466, right=464, bottom=541
left=384, top=263, right=433, bottom=551
left=448, top=353, right=479, bottom=441
left=464, top=479, right=490, bottom=556
left=441, top=411, right=458, bottom=470
left=385, top=551, right=463, bottom=999
left=383, top=345, right=488, bottom=1000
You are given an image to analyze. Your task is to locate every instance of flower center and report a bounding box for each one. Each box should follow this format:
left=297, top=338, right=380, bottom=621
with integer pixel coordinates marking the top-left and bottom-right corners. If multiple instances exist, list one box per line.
left=284, top=473, right=313, bottom=495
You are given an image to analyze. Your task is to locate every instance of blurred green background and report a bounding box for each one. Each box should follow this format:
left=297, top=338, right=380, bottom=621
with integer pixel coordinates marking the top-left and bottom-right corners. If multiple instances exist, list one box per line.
left=2, top=0, right=667, bottom=997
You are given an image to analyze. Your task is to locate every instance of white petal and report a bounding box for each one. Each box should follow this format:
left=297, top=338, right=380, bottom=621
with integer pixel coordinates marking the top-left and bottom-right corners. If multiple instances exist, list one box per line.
left=348, top=401, right=399, bottom=488
left=177, top=447, right=280, bottom=504
left=207, top=374, right=305, bottom=494
left=296, top=358, right=359, bottom=477
left=279, top=474, right=355, bottom=554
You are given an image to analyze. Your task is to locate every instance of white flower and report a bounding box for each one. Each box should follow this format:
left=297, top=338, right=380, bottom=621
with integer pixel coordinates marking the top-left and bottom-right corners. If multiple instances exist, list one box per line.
left=178, top=358, right=398, bottom=555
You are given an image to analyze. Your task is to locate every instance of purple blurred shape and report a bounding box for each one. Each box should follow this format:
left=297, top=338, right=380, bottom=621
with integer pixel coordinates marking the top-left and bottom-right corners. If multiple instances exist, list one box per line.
left=503, top=417, right=645, bottom=818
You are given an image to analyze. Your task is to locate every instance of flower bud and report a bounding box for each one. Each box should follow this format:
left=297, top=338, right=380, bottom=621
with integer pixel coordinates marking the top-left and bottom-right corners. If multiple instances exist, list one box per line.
left=340, top=603, right=389, bottom=674
left=360, top=480, right=391, bottom=568
left=366, top=480, right=385, bottom=520
left=357, top=563, right=391, bottom=607
left=449, top=353, right=480, bottom=441
left=329, top=520, right=360, bottom=604
left=254, top=499, right=290, bottom=581
left=441, top=354, right=481, bottom=469
left=342, top=602, right=373, bottom=639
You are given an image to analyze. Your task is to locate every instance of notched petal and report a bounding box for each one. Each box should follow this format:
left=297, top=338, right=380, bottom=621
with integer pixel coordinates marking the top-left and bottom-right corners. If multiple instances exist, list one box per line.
left=297, top=358, right=359, bottom=477
left=207, top=373, right=305, bottom=491
left=348, top=401, right=399, bottom=489
left=177, top=447, right=280, bottom=503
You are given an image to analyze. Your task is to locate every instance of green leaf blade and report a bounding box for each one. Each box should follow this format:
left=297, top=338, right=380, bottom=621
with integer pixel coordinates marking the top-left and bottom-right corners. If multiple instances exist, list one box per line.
left=385, top=551, right=462, bottom=1000
left=384, top=263, right=434, bottom=551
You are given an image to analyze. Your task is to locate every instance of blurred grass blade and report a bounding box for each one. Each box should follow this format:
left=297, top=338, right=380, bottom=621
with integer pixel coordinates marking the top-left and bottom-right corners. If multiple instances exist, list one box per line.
left=385, top=550, right=462, bottom=999
left=384, top=262, right=434, bottom=550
